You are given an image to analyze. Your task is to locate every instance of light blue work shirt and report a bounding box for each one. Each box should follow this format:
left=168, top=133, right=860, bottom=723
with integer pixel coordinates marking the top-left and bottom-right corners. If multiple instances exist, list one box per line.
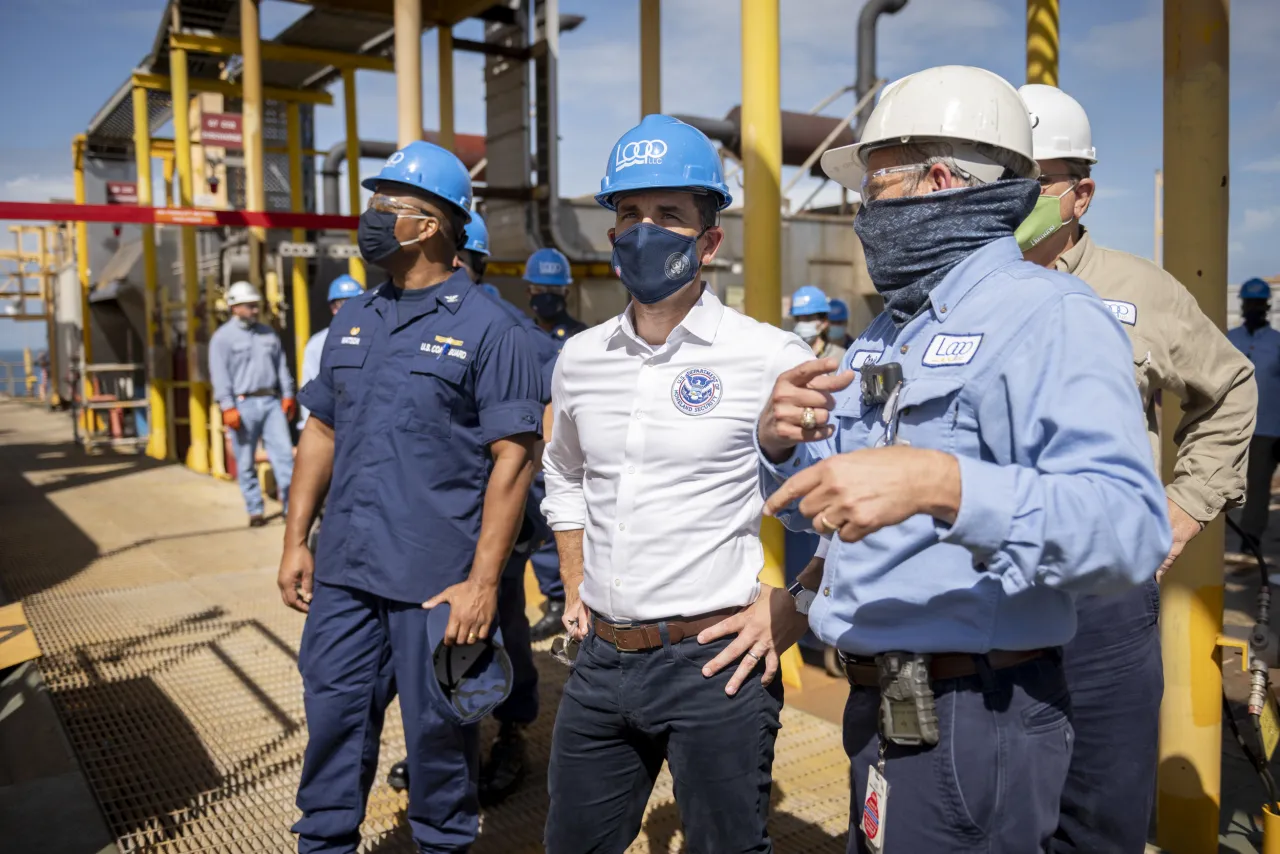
left=1228, top=324, right=1280, bottom=437
left=759, top=237, right=1172, bottom=656
left=208, top=318, right=296, bottom=411
left=298, top=327, right=329, bottom=427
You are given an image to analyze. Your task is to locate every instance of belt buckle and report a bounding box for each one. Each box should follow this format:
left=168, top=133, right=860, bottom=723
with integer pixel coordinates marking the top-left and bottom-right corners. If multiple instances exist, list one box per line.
left=611, top=623, right=642, bottom=652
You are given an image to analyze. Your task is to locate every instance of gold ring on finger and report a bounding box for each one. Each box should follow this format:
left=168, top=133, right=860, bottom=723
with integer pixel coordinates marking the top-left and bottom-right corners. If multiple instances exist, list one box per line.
left=816, top=514, right=832, bottom=534
left=467, top=632, right=478, bottom=644
left=801, top=407, right=817, bottom=431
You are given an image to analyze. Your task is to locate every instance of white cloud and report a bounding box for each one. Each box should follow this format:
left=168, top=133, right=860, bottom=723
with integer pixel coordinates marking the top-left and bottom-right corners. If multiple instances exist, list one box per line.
left=3, top=174, right=74, bottom=203
left=1070, top=6, right=1161, bottom=72
left=1242, top=207, right=1280, bottom=234
left=1246, top=157, right=1280, bottom=173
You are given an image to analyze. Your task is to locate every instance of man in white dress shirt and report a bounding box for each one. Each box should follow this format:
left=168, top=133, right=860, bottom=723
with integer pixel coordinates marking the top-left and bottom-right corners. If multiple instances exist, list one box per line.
left=540, top=115, right=814, bottom=853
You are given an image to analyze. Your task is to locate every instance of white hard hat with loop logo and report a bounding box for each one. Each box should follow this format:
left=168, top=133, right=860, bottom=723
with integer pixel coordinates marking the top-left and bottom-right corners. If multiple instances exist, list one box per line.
left=821, top=65, right=1040, bottom=192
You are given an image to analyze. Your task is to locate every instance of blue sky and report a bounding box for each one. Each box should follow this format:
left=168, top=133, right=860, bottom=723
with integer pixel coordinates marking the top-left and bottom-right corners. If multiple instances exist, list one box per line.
left=0, top=0, right=1277, bottom=349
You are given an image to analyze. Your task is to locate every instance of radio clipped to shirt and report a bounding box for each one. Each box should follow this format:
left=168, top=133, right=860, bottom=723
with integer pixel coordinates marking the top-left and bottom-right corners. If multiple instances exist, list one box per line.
left=861, top=362, right=909, bottom=448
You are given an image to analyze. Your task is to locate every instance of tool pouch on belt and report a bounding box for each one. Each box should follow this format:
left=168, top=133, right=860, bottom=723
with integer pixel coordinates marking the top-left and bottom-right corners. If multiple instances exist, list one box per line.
left=877, top=652, right=939, bottom=747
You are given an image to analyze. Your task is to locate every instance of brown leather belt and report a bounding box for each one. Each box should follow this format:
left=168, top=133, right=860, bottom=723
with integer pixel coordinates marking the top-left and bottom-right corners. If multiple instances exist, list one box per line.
left=592, top=607, right=741, bottom=652
left=840, top=648, right=1050, bottom=688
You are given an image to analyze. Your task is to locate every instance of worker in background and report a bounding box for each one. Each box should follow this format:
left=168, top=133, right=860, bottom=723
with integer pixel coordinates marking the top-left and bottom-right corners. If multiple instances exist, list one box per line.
left=541, top=114, right=814, bottom=853
left=1229, top=278, right=1280, bottom=551
left=826, top=297, right=854, bottom=349
left=790, top=284, right=846, bottom=362
left=758, top=66, right=1171, bottom=852
left=278, top=141, right=542, bottom=854
left=385, top=212, right=551, bottom=806
left=523, top=246, right=587, bottom=642
left=298, top=274, right=364, bottom=429
left=1016, top=83, right=1256, bottom=854
left=209, top=281, right=296, bottom=527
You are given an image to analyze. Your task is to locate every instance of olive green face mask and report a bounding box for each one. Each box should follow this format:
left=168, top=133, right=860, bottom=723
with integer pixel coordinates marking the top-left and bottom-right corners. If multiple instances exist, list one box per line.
left=1015, top=188, right=1075, bottom=252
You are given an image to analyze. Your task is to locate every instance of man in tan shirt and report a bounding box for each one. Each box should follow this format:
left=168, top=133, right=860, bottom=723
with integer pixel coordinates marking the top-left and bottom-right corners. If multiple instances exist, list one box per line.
left=1018, top=84, right=1257, bottom=854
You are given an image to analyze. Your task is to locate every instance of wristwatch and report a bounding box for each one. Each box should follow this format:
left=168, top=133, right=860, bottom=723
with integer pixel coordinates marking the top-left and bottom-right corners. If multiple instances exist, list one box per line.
left=788, top=580, right=817, bottom=616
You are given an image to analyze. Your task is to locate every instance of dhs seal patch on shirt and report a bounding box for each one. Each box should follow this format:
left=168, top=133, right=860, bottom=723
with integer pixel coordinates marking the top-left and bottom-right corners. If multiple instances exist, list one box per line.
left=670, top=367, right=723, bottom=416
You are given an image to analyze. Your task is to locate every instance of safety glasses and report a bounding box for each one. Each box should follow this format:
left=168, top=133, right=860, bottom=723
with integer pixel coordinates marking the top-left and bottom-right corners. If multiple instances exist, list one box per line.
left=367, top=193, right=433, bottom=219
left=860, top=164, right=927, bottom=201
left=1036, top=174, right=1079, bottom=195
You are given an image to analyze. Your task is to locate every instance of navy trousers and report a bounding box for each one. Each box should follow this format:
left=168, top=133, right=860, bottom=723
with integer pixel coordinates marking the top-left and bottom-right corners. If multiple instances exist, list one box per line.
left=843, top=655, right=1073, bottom=853
left=294, top=581, right=480, bottom=853
left=1051, top=579, right=1163, bottom=854
left=492, top=546, right=539, bottom=726
left=545, top=628, right=784, bottom=854
left=527, top=473, right=564, bottom=599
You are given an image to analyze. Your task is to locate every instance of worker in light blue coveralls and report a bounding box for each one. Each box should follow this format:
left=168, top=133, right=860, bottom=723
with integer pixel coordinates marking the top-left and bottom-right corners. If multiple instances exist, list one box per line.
left=756, top=66, right=1171, bottom=853
left=278, top=141, right=541, bottom=854
left=522, top=246, right=588, bottom=641
left=1230, top=278, right=1280, bottom=552
left=826, top=298, right=854, bottom=349
left=385, top=212, right=556, bottom=806
left=298, top=274, right=364, bottom=429
left=209, top=280, right=296, bottom=527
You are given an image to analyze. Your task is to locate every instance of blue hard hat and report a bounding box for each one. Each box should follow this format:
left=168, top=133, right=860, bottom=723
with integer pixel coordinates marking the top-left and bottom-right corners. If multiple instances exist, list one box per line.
left=595, top=114, right=733, bottom=211
left=462, top=212, right=490, bottom=256
left=790, top=285, right=831, bottom=316
left=326, top=274, right=363, bottom=302
left=827, top=298, right=850, bottom=323
left=478, top=283, right=501, bottom=300
left=1241, top=278, right=1272, bottom=300
left=361, top=141, right=473, bottom=222
left=524, top=248, right=573, bottom=286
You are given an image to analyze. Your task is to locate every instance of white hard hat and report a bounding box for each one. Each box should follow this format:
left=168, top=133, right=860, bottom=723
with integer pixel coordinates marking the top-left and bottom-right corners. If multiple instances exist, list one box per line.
left=821, top=65, right=1039, bottom=191
left=1017, top=84, right=1097, bottom=163
left=226, top=280, right=262, bottom=306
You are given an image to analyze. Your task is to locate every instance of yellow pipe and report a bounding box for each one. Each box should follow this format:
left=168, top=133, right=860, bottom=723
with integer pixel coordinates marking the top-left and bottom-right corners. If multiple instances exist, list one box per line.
left=741, top=0, right=800, bottom=690
left=133, top=86, right=169, bottom=461
left=150, top=138, right=325, bottom=158
left=438, top=26, right=455, bottom=152
left=206, top=272, right=227, bottom=478
left=72, top=136, right=92, bottom=409
left=162, top=154, right=176, bottom=207
left=23, top=348, right=35, bottom=394
left=169, top=33, right=396, bottom=72
left=1264, top=805, right=1280, bottom=854
left=394, top=0, right=423, bottom=147
left=1155, top=0, right=1229, bottom=850
left=38, top=226, right=60, bottom=407
left=240, top=0, right=267, bottom=293
left=286, top=101, right=311, bottom=390
left=342, top=68, right=366, bottom=285
left=639, top=0, right=661, bottom=117
left=171, top=36, right=211, bottom=475
left=131, top=72, right=333, bottom=106
left=1026, top=0, right=1060, bottom=86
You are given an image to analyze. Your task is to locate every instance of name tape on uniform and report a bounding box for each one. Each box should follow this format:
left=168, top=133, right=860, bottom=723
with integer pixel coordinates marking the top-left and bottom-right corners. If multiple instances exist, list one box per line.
left=848, top=349, right=883, bottom=371
left=1103, top=300, right=1138, bottom=326
left=421, top=340, right=469, bottom=360
left=921, top=333, right=983, bottom=367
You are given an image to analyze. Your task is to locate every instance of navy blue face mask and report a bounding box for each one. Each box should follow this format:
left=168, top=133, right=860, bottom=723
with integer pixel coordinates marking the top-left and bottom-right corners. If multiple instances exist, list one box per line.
left=610, top=223, right=705, bottom=305
left=530, top=292, right=566, bottom=319
left=358, top=208, right=467, bottom=267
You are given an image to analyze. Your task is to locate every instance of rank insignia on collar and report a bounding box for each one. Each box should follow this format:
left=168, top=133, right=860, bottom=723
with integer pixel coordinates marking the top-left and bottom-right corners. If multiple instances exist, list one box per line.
left=445, top=294, right=460, bottom=303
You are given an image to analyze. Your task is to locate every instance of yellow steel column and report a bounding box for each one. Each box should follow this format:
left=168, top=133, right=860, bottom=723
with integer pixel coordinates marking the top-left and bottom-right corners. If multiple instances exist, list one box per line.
left=171, top=35, right=211, bottom=474
left=640, top=0, right=661, bottom=117
left=438, top=26, right=455, bottom=151
left=394, top=0, right=423, bottom=147
left=287, top=101, right=310, bottom=388
left=741, top=0, right=800, bottom=690
left=1155, top=1, right=1229, bottom=851
left=341, top=69, right=366, bottom=284
left=133, top=86, right=169, bottom=460
left=1026, top=0, right=1060, bottom=86
left=240, top=0, right=267, bottom=291
left=72, top=136, right=93, bottom=407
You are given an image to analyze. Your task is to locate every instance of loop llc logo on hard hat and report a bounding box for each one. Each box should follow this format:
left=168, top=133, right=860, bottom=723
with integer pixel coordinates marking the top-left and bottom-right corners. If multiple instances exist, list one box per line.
left=617, top=139, right=668, bottom=171
left=425, top=603, right=513, bottom=724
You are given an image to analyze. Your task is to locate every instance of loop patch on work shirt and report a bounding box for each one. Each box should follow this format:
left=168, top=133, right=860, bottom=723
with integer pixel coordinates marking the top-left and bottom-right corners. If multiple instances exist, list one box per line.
left=1103, top=300, right=1138, bottom=326
left=921, top=333, right=984, bottom=367
left=670, top=367, right=723, bottom=416
left=848, top=349, right=883, bottom=370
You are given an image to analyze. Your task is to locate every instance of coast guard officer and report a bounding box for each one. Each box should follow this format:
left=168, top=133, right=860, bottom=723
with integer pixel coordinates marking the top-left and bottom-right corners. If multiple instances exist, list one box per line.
left=757, top=66, right=1171, bottom=853
left=279, top=141, right=543, bottom=854
left=298, top=274, right=363, bottom=429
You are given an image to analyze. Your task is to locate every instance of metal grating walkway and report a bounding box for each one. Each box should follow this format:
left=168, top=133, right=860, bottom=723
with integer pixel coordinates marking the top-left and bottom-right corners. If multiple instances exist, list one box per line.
left=0, top=401, right=852, bottom=853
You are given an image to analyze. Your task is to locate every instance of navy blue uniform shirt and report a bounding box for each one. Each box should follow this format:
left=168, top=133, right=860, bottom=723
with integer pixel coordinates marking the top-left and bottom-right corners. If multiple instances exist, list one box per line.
left=299, top=270, right=544, bottom=604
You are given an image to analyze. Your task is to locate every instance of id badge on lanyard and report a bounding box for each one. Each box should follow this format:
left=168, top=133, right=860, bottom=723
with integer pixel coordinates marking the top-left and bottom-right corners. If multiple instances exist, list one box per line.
left=863, top=745, right=890, bottom=853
